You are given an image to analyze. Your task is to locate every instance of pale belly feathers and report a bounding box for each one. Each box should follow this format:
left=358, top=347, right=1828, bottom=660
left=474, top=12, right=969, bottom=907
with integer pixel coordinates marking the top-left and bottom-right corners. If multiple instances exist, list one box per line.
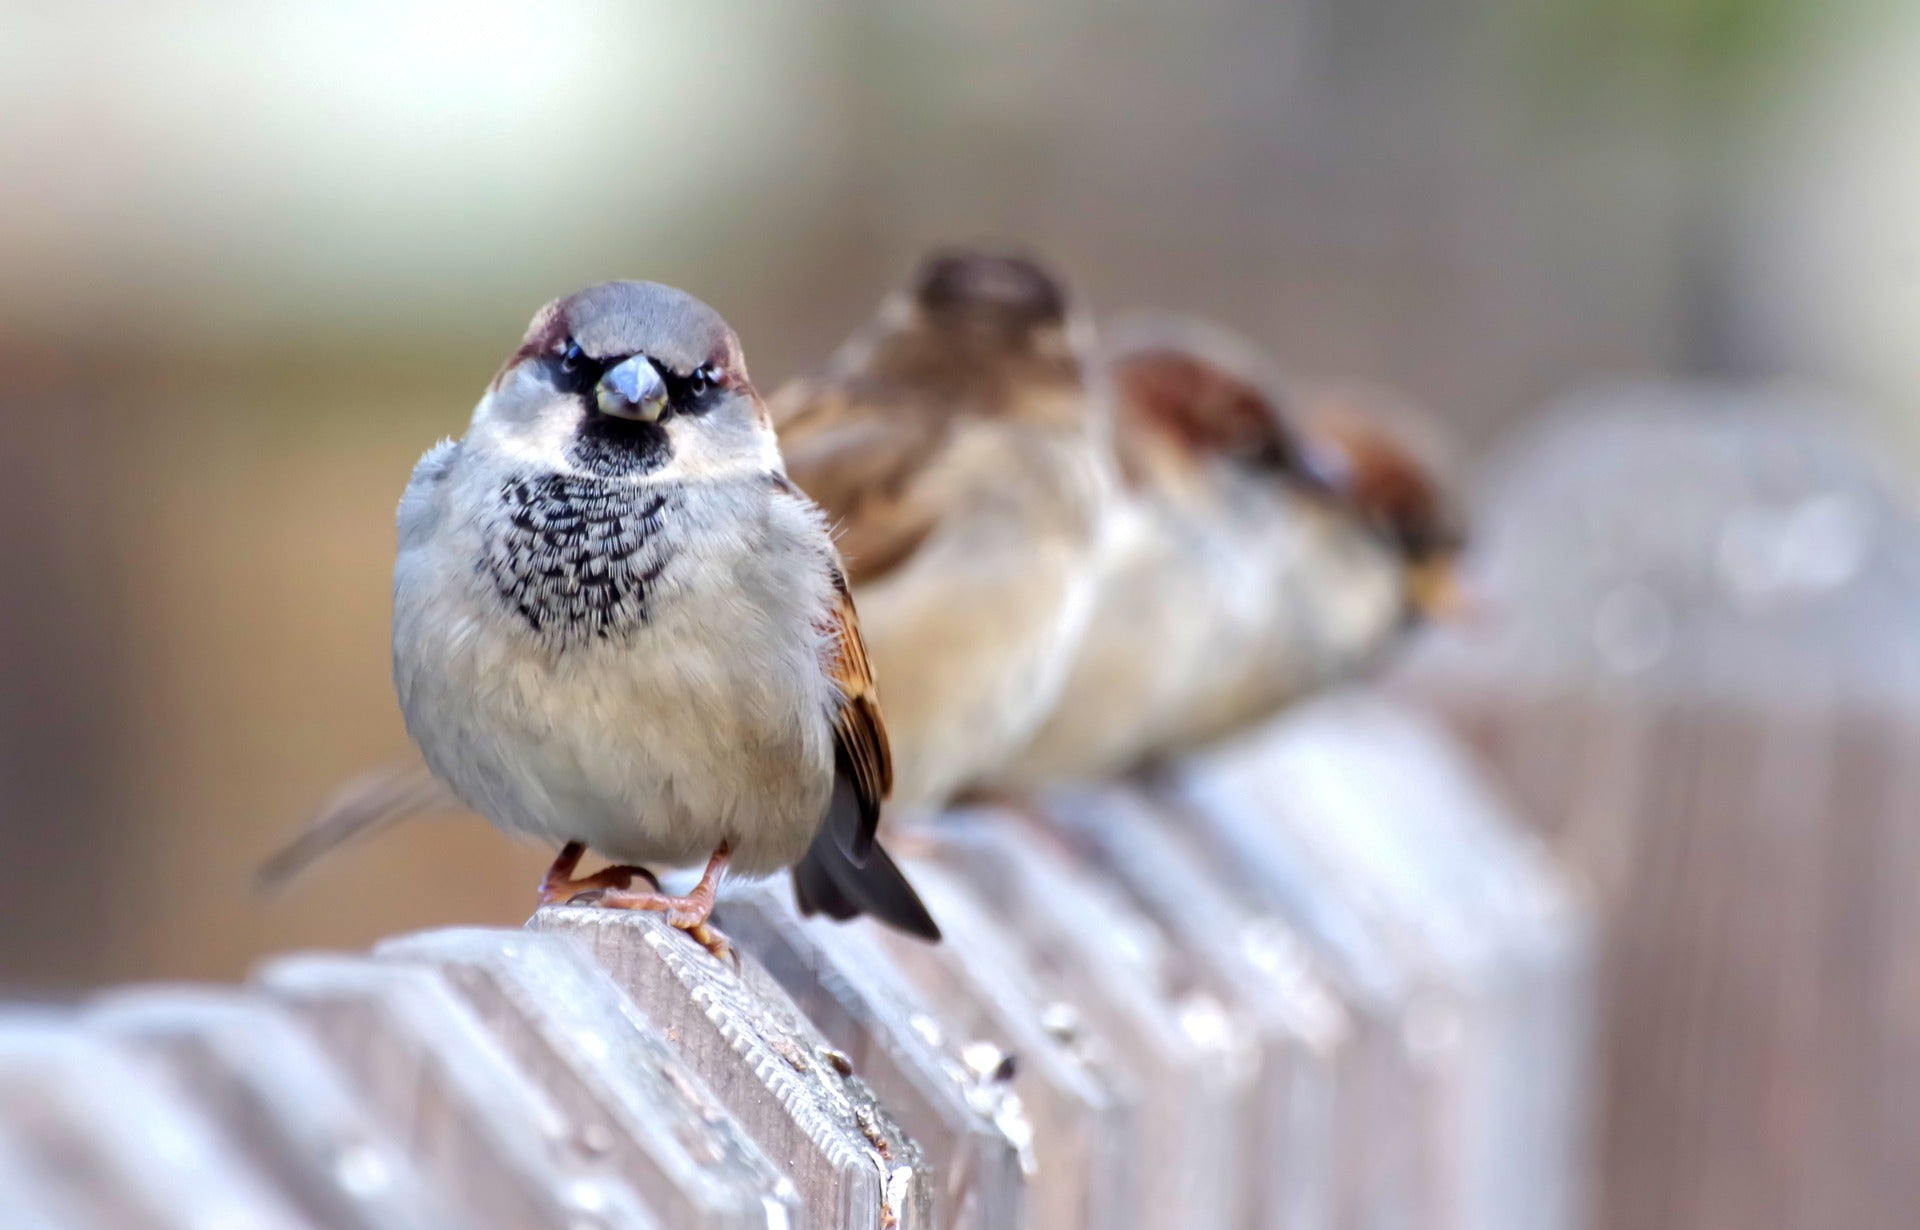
left=393, top=449, right=839, bottom=876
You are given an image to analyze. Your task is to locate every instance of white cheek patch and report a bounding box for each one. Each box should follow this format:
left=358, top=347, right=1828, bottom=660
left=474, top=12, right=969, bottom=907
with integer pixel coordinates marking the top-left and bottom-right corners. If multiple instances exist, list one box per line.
left=659, top=404, right=782, bottom=482
left=471, top=373, right=585, bottom=471
left=518, top=407, right=585, bottom=465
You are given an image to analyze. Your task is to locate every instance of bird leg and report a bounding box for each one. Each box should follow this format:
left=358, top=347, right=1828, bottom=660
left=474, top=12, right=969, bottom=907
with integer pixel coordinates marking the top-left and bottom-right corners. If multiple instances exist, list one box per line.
left=572, top=843, right=733, bottom=961
left=537, top=841, right=659, bottom=907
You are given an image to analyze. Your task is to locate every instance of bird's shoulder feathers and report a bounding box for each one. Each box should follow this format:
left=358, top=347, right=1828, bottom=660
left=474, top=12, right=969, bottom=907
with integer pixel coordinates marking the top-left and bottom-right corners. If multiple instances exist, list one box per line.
left=771, top=379, right=953, bottom=586
left=397, top=438, right=463, bottom=540
left=819, top=555, right=892, bottom=860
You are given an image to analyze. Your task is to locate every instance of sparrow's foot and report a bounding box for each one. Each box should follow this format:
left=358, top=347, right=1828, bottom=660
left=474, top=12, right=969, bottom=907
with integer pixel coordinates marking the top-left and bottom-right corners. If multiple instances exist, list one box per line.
left=573, top=844, right=733, bottom=961
left=685, top=922, right=735, bottom=965
left=537, top=840, right=659, bottom=908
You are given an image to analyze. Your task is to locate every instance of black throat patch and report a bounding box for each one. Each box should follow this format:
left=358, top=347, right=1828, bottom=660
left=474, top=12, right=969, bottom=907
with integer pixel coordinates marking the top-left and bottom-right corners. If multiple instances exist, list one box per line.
left=568, top=412, right=673, bottom=477
left=484, top=473, right=680, bottom=647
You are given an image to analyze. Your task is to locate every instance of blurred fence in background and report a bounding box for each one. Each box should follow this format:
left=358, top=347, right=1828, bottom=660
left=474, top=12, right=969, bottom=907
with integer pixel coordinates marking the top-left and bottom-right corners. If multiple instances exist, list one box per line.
left=0, top=698, right=1592, bottom=1230
left=1407, top=385, right=1920, bottom=1230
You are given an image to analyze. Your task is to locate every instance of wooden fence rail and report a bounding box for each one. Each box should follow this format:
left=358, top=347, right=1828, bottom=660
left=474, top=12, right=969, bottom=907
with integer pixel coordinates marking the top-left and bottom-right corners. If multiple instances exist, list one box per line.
left=1407, top=387, right=1920, bottom=1230
left=0, top=698, right=1591, bottom=1230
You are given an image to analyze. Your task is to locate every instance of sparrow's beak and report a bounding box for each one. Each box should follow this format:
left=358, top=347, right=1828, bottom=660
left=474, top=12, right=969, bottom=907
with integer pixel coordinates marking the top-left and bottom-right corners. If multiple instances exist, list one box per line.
left=597, top=356, right=669, bottom=422
left=1407, top=557, right=1478, bottom=624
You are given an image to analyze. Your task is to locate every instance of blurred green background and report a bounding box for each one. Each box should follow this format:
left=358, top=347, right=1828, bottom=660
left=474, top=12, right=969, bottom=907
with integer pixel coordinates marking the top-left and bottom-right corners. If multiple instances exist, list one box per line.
left=0, top=0, right=1910, bottom=992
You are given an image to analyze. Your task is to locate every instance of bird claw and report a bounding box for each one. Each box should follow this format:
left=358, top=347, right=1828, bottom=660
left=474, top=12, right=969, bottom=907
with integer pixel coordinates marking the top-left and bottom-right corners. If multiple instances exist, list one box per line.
left=548, top=843, right=732, bottom=960
left=537, top=843, right=659, bottom=907
left=686, top=922, right=736, bottom=965
left=564, top=887, right=733, bottom=963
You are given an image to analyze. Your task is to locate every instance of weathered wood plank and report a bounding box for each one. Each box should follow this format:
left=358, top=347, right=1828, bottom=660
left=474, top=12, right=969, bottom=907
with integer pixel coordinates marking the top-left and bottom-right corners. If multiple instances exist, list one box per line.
left=0, top=1021, right=313, bottom=1229
left=91, top=986, right=460, bottom=1230
left=717, top=882, right=1032, bottom=1230
left=860, top=858, right=1138, bottom=1230
left=1170, top=696, right=1594, bottom=1230
left=374, top=926, right=802, bottom=1230
left=1039, top=785, right=1356, bottom=1230
left=0, top=719, right=1596, bottom=1230
left=1400, top=390, right=1909, bottom=1230
left=528, top=904, right=932, bottom=1230
left=254, top=953, right=659, bottom=1230
left=925, top=812, right=1256, bottom=1230
left=0, top=1139, right=67, bottom=1230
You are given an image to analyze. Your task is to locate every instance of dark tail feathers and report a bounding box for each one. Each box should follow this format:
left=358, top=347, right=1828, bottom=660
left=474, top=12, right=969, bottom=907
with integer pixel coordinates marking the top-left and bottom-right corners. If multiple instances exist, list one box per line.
left=792, top=826, right=941, bottom=941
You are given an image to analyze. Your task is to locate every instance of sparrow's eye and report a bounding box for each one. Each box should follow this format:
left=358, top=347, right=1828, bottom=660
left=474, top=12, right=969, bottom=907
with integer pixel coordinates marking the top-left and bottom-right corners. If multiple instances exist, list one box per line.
left=687, top=364, right=717, bottom=397
left=554, top=338, right=605, bottom=396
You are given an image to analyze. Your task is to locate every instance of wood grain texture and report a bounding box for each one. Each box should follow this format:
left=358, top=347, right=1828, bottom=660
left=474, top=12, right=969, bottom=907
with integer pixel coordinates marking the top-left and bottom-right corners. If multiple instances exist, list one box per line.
left=0, top=708, right=1596, bottom=1230
left=0, top=1025, right=311, bottom=1230
left=1400, top=392, right=1920, bottom=1230
left=859, top=860, right=1137, bottom=1230
left=91, top=987, right=456, bottom=1230
left=1039, top=786, right=1357, bottom=1230
left=1167, top=696, right=1595, bottom=1230
left=254, top=954, right=658, bottom=1230
left=717, top=883, right=1030, bottom=1230
left=528, top=905, right=932, bottom=1230
left=926, top=815, right=1254, bottom=1230
left=375, top=927, right=800, bottom=1230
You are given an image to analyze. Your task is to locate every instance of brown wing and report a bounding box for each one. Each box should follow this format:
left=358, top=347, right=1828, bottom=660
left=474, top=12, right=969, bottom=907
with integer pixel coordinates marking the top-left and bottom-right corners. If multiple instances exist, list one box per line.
left=1107, top=346, right=1303, bottom=478
left=791, top=561, right=937, bottom=939
left=771, top=378, right=946, bottom=587
left=821, top=561, right=891, bottom=859
left=1300, top=397, right=1464, bottom=559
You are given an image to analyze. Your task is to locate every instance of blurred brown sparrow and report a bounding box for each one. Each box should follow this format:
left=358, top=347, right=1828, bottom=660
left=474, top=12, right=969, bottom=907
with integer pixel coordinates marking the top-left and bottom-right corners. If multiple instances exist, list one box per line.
left=272, top=281, right=939, bottom=952
left=769, top=248, right=1112, bottom=815
left=984, top=316, right=1464, bottom=787
left=1147, top=374, right=1466, bottom=760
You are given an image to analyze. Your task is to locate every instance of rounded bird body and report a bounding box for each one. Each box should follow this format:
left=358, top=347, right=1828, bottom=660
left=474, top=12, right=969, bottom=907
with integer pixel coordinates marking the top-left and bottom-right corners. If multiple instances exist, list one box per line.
left=985, top=318, right=1454, bottom=789
left=987, top=473, right=1215, bottom=787
left=377, top=279, right=938, bottom=944
left=394, top=440, right=840, bottom=876
left=1147, top=488, right=1406, bottom=759
left=848, top=412, right=1110, bottom=809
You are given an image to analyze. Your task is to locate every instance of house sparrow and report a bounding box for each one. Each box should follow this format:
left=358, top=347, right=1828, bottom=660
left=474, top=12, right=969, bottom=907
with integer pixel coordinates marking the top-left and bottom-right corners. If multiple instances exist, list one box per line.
left=983, top=317, right=1465, bottom=787
left=979, top=314, right=1313, bottom=789
left=1143, top=375, right=1466, bottom=761
left=331, top=281, right=940, bottom=953
left=768, top=248, right=1111, bottom=815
